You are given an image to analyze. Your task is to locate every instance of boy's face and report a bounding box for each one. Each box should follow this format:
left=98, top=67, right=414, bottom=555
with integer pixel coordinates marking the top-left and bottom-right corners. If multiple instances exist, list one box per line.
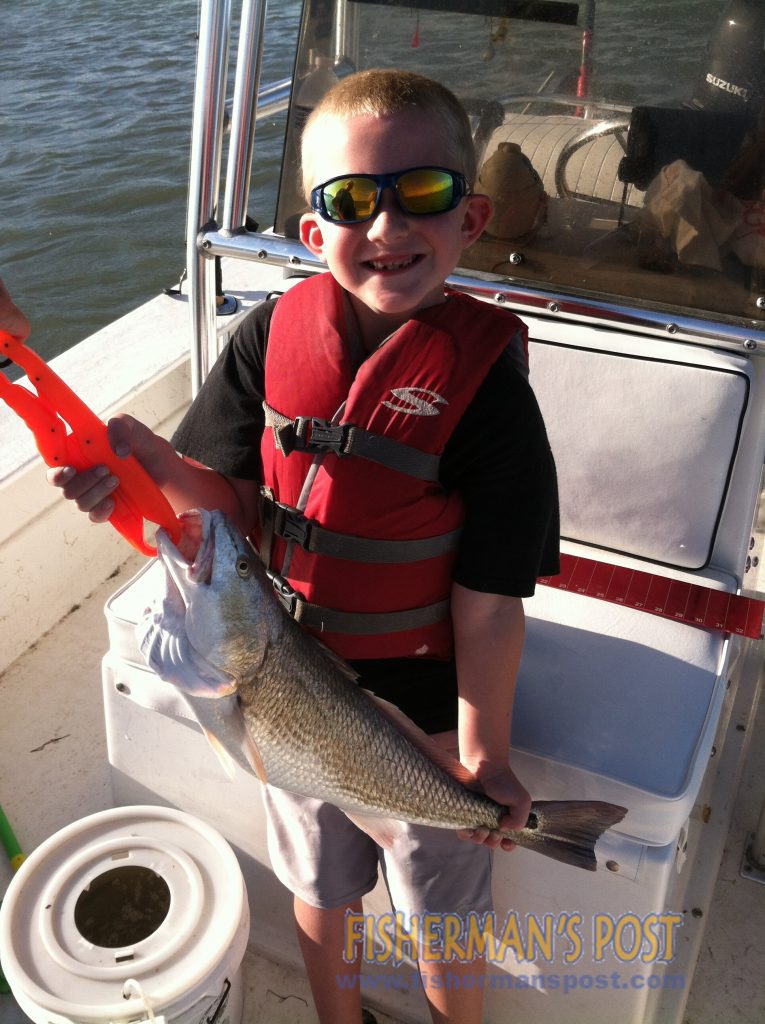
left=299, top=110, right=492, bottom=340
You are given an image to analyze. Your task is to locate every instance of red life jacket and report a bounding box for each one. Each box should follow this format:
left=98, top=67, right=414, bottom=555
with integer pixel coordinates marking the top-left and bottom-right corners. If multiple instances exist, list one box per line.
left=259, top=272, right=527, bottom=660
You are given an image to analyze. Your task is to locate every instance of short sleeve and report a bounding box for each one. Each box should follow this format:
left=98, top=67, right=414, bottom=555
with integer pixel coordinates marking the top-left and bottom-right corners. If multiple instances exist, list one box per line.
left=171, top=300, right=276, bottom=479
left=442, top=350, right=560, bottom=597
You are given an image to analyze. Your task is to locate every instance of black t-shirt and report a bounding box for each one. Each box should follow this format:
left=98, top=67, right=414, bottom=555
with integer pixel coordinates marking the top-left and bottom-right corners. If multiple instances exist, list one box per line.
left=172, top=296, right=559, bottom=731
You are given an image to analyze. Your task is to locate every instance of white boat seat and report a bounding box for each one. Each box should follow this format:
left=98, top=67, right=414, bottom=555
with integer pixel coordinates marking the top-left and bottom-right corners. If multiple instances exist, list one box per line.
left=513, top=577, right=728, bottom=847
left=529, top=334, right=751, bottom=569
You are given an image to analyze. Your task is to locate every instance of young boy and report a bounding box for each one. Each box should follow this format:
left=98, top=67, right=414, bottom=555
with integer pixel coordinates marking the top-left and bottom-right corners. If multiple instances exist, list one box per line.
left=47, top=70, right=559, bottom=1024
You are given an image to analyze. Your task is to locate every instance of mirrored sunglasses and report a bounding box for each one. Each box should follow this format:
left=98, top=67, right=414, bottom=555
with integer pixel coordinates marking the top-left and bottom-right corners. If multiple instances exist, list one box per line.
left=310, top=166, right=470, bottom=224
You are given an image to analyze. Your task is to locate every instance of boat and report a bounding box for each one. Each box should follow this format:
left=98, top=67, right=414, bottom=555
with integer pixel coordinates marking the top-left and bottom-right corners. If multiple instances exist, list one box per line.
left=2, top=1, right=765, bottom=1022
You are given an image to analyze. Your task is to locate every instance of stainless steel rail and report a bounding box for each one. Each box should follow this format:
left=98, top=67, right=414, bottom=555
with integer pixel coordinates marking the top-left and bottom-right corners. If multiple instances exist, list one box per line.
left=222, top=0, right=268, bottom=235
left=201, top=227, right=765, bottom=355
left=187, top=1, right=291, bottom=392
left=245, top=76, right=292, bottom=121
left=186, top=0, right=233, bottom=394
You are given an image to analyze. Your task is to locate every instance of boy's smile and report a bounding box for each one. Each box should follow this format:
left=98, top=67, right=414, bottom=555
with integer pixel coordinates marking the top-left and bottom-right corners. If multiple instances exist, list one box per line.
left=300, top=110, right=492, bottom=348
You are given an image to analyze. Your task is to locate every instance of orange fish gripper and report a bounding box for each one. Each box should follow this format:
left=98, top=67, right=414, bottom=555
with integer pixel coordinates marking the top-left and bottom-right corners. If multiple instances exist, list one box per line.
left=0, top=330, right=182, bottom=555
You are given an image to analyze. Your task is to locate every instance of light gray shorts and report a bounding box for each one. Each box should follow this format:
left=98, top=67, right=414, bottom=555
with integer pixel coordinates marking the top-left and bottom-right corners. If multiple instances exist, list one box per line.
left=262, top=729, right=494, bottom=918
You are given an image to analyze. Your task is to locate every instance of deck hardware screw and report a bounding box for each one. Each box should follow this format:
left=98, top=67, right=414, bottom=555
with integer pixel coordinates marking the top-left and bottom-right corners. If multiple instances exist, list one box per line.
left=508, top=252, right=523, bottom=265
left=548, top=301, right=560, bottom=313
left=753, top=556, right=759, bottom=568
left=257, top=249, right=267, bottom=260
left=744, top=338, right=757, bottom=351
left=494, top=292, right=506, bottom=304
left=756, top=296, right=765, bottom=309
left=666, top=323, right=678, bottom=334
left=750, top=537, right=756, bottom=550
left=691, top=908, right=703, bottom=919
left=201, top=239, right=211, bottom=250
left=710, top=745, right=717, bottom=757
left=116, top=683, right=131, bottom=695
left=289, top=255, right=302, bottom=265
left=736, top=723, right=746, bottom=732
left=746, top=556, right=752, bottom=572
left=606, top=860, right=620, bottom=873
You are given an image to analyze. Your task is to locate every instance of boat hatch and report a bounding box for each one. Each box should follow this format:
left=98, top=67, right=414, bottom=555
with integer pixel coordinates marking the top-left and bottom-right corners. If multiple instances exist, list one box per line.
left=194, top=0, right=765, bottom=373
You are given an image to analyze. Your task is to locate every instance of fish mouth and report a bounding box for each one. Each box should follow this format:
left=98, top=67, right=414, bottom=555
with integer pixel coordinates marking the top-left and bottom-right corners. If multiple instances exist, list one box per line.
left=156, top=508, right=216, bottom=603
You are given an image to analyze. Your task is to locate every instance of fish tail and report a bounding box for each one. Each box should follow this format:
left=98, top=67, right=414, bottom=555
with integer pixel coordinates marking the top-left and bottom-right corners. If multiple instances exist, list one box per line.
left=513, top=800, right=627, bottom=871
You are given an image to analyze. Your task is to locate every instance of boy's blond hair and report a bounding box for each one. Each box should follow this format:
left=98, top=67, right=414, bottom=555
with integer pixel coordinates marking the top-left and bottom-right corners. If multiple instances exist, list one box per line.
left=300, top=68, right=476, bottom=201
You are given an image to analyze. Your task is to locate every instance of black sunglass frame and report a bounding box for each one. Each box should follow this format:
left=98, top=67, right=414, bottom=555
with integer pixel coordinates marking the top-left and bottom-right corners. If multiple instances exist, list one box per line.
left=310, top=166, right=470, bottom=224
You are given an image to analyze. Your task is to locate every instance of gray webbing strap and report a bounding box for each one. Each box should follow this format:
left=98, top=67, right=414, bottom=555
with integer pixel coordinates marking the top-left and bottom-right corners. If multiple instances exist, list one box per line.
left=260, top=491, right=460, bottom=563
left=258, top=485, right=276, bottom=569
left=269, top=572, right=450, bottom=635
left=263, top=402, right=441, bottom=482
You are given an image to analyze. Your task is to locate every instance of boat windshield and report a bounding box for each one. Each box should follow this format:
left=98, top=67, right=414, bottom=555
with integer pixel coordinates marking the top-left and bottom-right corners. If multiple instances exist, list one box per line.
left=273, top=0, right=765, bottom=330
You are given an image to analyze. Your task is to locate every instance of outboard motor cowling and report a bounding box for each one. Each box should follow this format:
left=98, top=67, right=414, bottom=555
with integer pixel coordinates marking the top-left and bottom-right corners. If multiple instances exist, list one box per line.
left=692, top=0, right=765, bottom=112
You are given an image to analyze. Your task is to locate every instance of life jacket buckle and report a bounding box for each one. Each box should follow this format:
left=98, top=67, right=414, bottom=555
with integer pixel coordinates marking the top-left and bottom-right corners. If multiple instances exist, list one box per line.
left=294, top=417, right=348, bottom=454
left=267, top=571, right=302, bottom=616
left=274, top=501, right=311, bottom=547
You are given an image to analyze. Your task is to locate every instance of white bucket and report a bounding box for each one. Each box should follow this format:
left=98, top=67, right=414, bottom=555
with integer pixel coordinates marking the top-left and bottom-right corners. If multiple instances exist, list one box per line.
left=0, top=806, right=249, bottom=1024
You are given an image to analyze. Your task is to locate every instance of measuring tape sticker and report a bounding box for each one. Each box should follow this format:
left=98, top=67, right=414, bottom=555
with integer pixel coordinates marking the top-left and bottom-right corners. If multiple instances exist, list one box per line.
left=538, top=553, right=765, bottom=639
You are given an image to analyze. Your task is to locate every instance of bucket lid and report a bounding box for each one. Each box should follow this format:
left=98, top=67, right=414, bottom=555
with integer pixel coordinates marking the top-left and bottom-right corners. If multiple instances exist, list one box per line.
left=0, top=806, right=249, bottom=1024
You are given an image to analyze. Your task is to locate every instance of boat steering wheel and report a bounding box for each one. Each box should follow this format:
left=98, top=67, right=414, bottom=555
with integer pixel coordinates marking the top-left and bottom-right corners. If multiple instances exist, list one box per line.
left=553, top=118, right=630, bottom=201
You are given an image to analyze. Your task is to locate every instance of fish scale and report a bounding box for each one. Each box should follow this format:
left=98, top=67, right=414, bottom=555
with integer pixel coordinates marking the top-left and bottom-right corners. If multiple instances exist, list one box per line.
left=243, top=640, right=489, bottom=827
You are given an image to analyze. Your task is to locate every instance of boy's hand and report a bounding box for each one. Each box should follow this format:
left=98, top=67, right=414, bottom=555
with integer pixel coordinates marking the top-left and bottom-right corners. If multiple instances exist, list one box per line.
left=457, top=761, right=532, bottom=852
left=46, top=413, right=163, bottom=523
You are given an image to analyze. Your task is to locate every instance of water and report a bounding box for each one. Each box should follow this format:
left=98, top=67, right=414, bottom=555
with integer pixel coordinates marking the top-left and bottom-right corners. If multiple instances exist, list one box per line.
left=355, top=0, right=723, bottom=109
left=2, top=0, right=728, bottom=362
left=2, top=0, right=302, bottom=362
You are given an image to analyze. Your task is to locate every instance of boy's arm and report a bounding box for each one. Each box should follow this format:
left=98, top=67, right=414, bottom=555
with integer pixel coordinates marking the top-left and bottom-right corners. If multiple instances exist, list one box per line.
left=451, top=582, right=532, bottom=851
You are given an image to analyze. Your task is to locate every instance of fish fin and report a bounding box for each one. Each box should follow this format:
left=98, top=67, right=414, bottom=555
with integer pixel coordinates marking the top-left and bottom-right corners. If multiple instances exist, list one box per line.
left=201, top=729, right=238, bottom=780
left=183, top=692, right=269, bottom=784
left=343, top=811, right=405, bottom=851
left=201, top=718, right=268, bottom=783
left=365, top=692, right=478, bottom=789
left=516, top=800, right=628, bottom=871
left=240, top=728, right=269, bottom=784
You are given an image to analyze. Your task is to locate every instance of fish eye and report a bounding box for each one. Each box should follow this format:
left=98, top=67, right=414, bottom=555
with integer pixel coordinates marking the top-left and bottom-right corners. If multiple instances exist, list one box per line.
left=236, top=555, right=254, bottom=579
